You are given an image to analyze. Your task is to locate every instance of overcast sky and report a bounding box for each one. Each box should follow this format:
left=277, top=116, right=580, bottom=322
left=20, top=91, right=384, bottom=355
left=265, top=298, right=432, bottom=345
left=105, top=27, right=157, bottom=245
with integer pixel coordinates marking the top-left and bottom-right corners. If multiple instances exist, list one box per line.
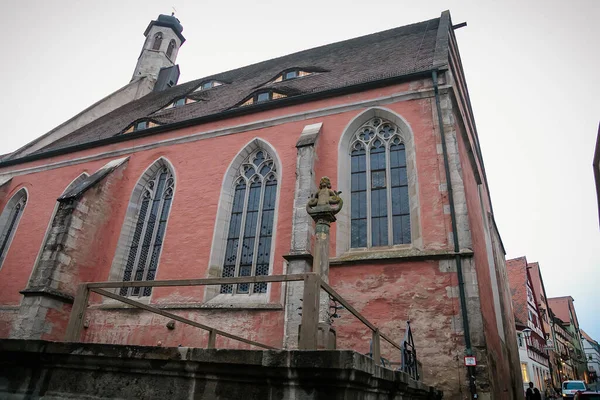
left=1, top=0, right=598, bottom=340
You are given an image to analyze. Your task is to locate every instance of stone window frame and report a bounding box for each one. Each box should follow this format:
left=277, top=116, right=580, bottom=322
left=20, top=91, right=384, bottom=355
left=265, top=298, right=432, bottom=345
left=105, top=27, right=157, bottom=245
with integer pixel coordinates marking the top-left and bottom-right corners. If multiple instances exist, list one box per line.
left=0, top=187, right=28, bottom=270
left=205, top=138, right=282, bottom=305
left=108, top=157, right=177, bottom=299
left=336, top=107, right=422, bottom=256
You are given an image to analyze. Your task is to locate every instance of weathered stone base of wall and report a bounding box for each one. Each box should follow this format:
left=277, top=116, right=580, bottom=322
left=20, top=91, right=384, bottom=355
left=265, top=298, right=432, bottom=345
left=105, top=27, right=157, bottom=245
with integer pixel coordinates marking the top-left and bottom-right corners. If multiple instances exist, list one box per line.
left=0, top=339, right=442, bottom=400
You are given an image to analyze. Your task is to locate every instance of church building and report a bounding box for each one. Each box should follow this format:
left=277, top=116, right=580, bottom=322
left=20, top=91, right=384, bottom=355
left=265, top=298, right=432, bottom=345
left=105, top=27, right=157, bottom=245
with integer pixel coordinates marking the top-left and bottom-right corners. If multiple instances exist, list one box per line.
left=0, top=11, right=522, bottom=399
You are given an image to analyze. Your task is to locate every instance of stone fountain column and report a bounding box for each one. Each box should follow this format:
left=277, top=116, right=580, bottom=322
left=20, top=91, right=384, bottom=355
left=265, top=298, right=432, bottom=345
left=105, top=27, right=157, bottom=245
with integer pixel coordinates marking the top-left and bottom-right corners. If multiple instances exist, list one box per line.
left=305, top=176, right=343, bottom=349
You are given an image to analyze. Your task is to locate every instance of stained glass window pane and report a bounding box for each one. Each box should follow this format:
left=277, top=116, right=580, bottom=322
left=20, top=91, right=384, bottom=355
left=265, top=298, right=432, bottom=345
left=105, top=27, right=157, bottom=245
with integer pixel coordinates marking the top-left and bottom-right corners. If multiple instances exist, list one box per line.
left=0, top=193, right=26, bottom=267
left=121, top=166, right=174, bottom=297
left=351, top=146, right=367, bottom=248
left=370, top=144, right=388, bottom=246
left=349, top=118, right=411, bottom=249
left=371, top=171, right=386, bottom=189
left=390, top=143, right=410, bottom=244
left=254, top=180, right=276, bottom=293
left=371, top=188, right=388, bottom=246
left=221, top=150, right=277, bottom=295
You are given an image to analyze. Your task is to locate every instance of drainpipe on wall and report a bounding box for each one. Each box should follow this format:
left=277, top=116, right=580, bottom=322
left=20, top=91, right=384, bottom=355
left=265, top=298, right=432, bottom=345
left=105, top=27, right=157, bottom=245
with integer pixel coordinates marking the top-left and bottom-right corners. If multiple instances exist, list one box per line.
left=432, top=69, right=477, bottom=399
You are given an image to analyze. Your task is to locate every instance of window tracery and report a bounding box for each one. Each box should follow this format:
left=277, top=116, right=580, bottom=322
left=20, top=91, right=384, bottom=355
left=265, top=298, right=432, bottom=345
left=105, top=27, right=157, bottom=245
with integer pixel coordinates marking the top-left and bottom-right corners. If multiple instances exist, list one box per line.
left=220, top=149, right=277, bottom=295
left=350, top=117, right=410, bottom=248
left=120, top=165, right=174, bottom=297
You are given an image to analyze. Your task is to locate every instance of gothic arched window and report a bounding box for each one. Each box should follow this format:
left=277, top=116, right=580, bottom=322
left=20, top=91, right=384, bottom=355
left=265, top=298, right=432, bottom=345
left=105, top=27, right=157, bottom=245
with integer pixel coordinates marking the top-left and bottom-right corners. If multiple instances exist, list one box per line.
left=350, top=117, right=410, bottom=248
left=166, top=39, right=176, bottom=58
left=220, top=149, right=277, bottom=295
left=0, top=189, right=27, bottom=268
left=152, top=32, right=163, bottom=51
left=119, top=163, right=174, bottom=297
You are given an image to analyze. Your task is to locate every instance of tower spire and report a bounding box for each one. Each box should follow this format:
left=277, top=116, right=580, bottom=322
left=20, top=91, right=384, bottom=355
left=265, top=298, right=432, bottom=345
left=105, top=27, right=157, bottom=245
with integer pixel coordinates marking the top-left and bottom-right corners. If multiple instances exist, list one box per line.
left=131, top=14, right=185, bottom=82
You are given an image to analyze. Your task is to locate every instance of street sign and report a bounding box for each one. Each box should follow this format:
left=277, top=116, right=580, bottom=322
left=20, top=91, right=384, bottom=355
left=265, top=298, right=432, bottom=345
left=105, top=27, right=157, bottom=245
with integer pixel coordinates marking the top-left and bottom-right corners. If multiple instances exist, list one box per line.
left=464, top=356, right=477, bottom=366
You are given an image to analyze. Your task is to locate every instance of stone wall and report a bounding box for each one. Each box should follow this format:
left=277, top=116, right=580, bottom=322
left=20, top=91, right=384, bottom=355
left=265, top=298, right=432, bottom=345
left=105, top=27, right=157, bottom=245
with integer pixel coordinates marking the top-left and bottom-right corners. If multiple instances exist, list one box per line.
left=10, top=163, right=128, bottom=340
left=329, top=258, right=465, bottom=398
left=0, top=339, right=442, bottom=400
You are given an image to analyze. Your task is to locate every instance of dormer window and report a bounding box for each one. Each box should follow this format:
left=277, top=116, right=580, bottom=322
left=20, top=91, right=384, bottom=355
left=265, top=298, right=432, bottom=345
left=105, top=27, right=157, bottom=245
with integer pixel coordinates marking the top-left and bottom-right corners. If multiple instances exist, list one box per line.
left=159, top=97, right=197, bottom=111
left=195, top=80, right=223, bottom=92
left=284, top=70, right=299, bottom=80
left=135, top=121, right=149, bottom=131
left=173, top=98, right=186, bottom=107
left=122, top=120, right=160, bottom=134
left=256, top=92, right=271, bottom=103
left=274, top=69, right=313, bottom=83
left=240, top=91, right=287, bottom=107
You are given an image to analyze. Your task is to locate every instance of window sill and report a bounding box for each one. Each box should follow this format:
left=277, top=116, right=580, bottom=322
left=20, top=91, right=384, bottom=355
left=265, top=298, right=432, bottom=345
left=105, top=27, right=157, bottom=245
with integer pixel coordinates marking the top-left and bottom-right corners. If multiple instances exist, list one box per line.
left=331, top=248, right=473, bottom=265
left=202, top=293, right=279, bottom=310
left=93, top=295, right=151, bottom=309
left=90, top=293, right=282, bottom=311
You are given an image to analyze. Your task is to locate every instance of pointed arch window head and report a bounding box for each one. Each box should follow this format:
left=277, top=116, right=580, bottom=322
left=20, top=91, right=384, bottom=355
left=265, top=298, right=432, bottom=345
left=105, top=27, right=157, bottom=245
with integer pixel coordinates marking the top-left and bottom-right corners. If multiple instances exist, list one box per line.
left=0, top=189, right=27, bottom=268
left=166, top=39, right=176, bottom=58
left=350, top=117, right=410, bottom=248
left=120, top=165, right=174, bottom=297
left=221, top=149, right=278, bottom=295
left=152, top=32, right=163, bottom=50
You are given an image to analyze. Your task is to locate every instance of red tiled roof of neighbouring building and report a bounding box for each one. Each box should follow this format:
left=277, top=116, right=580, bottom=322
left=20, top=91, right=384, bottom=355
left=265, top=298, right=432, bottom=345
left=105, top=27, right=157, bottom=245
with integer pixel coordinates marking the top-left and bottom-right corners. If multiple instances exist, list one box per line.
left=527, top=262, right=544, bottom=303
left=506, top=257, right=529, bottom=328
left=547, top=296, right=575, bottom=327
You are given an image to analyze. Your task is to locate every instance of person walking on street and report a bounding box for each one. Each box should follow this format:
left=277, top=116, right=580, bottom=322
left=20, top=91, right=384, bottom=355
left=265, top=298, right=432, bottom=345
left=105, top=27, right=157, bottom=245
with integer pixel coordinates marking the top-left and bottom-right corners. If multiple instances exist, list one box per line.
left=526, top=382, right=542, bottom=400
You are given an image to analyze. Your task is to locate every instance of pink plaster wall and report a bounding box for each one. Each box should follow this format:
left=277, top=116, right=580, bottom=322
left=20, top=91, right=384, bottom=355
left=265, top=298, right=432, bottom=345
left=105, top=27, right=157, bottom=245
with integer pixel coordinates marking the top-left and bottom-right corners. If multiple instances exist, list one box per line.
left=0, top=79, right=485, bottom=399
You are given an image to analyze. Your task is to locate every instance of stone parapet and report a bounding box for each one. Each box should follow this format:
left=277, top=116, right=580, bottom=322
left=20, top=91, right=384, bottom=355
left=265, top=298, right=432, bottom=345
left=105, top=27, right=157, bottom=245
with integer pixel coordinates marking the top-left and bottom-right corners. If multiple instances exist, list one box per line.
left=0, top=339, right=442, bottom=400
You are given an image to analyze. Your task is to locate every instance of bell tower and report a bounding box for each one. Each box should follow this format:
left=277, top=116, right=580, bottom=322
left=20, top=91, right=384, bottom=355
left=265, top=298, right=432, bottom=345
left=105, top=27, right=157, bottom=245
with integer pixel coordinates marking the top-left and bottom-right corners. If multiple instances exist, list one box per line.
left=131, top=14, right=185, bottom=82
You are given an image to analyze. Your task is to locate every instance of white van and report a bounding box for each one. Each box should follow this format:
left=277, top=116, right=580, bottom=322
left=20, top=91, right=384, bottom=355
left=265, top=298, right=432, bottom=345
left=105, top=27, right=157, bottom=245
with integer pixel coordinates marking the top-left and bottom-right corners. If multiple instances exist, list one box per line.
left=562, top=381, right=587, bottom=398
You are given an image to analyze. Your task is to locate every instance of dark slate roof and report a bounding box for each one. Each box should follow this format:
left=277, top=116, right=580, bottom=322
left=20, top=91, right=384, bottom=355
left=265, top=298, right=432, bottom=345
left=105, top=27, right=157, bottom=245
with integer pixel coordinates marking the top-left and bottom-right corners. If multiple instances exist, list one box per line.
left=33, top=12, right=450, bottom=155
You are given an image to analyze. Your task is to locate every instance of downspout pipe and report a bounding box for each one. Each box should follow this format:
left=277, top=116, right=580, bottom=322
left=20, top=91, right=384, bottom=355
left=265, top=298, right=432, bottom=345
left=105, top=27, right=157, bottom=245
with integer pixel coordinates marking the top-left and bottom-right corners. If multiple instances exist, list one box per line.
left=432, top=70, right=477, bottom=396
